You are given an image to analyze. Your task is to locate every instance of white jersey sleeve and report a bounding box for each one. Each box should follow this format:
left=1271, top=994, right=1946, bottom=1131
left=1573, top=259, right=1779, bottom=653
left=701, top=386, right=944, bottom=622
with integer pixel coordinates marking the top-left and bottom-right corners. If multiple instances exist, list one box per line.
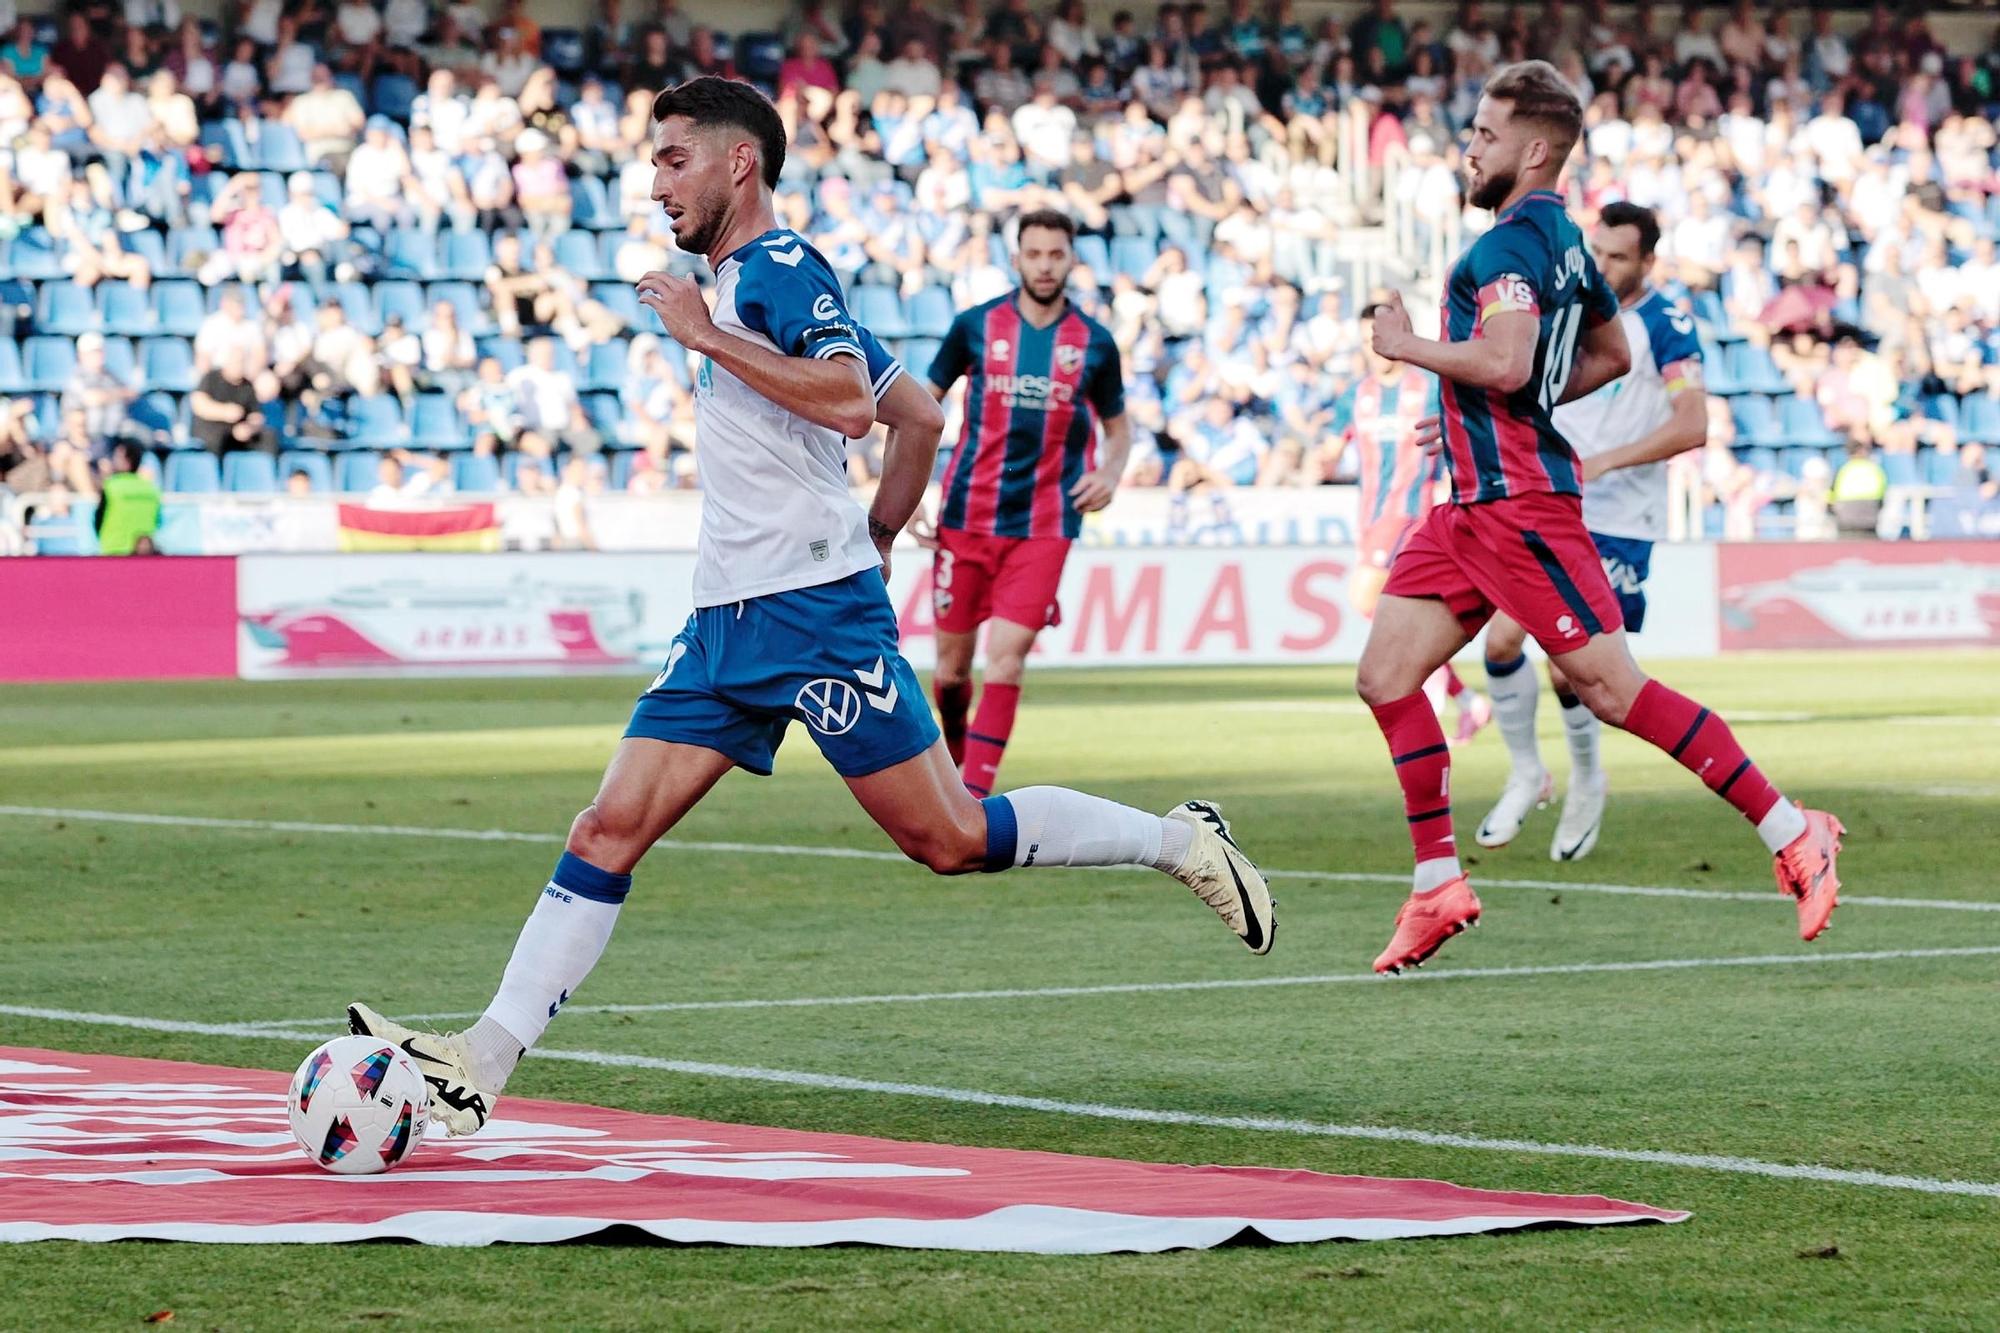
left=690, top=230, right=878, bottom=608
left=1554, top=288, right=1705, bottom=541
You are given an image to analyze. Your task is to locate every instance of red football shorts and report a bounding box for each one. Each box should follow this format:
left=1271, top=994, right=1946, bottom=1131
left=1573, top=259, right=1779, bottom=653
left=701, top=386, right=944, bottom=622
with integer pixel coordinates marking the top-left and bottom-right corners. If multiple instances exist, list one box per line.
left=1381, top=491, right=1624, bottom=651
left=933, top=528, right=1071, bottom=634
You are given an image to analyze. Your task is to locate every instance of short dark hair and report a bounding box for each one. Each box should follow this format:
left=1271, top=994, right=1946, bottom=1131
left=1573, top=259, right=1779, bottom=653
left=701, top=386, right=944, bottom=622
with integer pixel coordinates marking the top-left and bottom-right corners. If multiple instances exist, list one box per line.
left=1483, top=60, right=1584, bottom=163
left=1016, top=208, right=1078, bottom=244
left=1598, top=200, right=1661, bottom=258
left=651, top=76, right=787, bottom=190
left=111, top=441, right=142, bottom=471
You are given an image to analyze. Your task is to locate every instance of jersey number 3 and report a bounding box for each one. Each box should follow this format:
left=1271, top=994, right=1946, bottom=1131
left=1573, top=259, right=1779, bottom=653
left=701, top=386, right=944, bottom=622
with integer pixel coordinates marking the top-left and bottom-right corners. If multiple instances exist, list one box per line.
left=1538, top=304, right=1584, bottom=411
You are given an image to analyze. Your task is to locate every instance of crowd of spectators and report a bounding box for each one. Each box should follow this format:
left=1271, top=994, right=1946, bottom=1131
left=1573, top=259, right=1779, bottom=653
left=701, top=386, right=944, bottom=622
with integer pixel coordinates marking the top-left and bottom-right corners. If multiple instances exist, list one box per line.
left=2, top=0, right=1999, bottom=553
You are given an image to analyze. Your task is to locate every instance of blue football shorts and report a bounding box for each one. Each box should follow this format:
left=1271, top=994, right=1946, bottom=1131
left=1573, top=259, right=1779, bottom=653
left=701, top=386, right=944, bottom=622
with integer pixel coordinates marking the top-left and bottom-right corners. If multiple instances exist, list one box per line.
left=1589, top=531, right=1654, bottom=633
left=625, top=570, right=940, bottom=778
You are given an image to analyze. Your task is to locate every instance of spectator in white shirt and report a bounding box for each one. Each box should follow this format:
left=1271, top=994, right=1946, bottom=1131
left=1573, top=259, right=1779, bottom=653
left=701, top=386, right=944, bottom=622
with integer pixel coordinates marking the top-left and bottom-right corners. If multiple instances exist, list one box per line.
left=1012, top=83, right=1076, bottom=178
left=412, top=69, right=470, bottom=154
left=344, top=117, right=416, bottom=230
left=334, top=0, right=383, bottom=50
left=384, top=0, right=429, bottom=47
left=278, top=172, right=349, bottom=286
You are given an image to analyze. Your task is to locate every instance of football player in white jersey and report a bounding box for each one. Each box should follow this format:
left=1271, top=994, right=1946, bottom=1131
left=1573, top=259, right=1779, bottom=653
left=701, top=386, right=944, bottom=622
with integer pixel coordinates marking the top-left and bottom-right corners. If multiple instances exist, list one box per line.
left=1475, top=201, right=1709, bottom=860
left=348, top=78, right=1274, bottom=1137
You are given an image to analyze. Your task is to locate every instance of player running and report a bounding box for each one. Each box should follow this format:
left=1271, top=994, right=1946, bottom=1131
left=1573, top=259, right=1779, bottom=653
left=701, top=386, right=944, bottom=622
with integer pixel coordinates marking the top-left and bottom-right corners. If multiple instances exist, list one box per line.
left=919, top=210, right=1133, bottom=797
left=1476, top=202, right=1709, bottom=860
left=1353, top=61, right=1843, bottom=975
left=1334, top=302, right=1492, bottom=746
left=347, top=79, right=1273, bottom=1136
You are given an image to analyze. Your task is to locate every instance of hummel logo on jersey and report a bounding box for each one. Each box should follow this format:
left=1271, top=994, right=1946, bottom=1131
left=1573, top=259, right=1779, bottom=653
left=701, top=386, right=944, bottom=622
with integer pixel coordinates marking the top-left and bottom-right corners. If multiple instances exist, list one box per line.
left=855, top=657, right=900, bottom=712
left=648, top=641, right=688, bottom=693
left=763, top=234, right=807, bottom=267
left=797, top=678, right=863, bottom=736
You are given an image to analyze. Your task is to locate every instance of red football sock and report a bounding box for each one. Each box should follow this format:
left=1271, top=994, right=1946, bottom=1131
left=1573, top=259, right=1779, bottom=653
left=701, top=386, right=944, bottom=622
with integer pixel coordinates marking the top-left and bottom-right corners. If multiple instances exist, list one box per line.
left=962, top=682, right=1021, bottom=798
left=1371, top=693, right=1457, bottom=865
left=934, top=680, right=972, bottom=768
left=1620, top=679, right=1783, bottom=823
left=1443, top=664, right=1467, bottom=698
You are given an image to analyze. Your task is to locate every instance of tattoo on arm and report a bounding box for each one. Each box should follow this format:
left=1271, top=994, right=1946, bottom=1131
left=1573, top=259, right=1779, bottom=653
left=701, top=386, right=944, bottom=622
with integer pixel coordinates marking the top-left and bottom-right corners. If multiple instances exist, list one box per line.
left=868, top=516, right=896, bottom=545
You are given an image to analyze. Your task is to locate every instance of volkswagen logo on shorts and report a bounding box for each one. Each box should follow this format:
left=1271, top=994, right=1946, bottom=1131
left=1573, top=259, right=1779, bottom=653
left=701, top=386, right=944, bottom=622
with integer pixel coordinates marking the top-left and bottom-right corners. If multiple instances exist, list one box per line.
left=796, top=678, right=862, bottom=735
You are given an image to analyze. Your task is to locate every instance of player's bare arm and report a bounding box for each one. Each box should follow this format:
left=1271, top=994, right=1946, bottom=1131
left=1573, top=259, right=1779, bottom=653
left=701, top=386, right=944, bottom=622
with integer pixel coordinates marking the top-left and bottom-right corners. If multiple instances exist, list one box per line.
left=636, top=271, right=874, bottom=438
left=1553, top=315, right=1633, bottom=407
left=1070, top=412, right=1131, bottom=513
left=1370, top=291, right=1540, bottom=394
left=1578, top=383, right=1707, bottom=482
left=867, top=372, right=948, bottom=578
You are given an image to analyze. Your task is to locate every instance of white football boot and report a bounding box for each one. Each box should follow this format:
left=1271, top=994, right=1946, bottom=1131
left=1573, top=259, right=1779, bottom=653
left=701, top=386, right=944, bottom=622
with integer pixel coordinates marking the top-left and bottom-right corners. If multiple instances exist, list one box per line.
left=347, top=1002, right=495, bottom=1137
left=1165, top=800, right=1276, bottom=955
left=1475, top=766, right=1554, bottom=848
left=1550, top=772, right=1608, bottom=862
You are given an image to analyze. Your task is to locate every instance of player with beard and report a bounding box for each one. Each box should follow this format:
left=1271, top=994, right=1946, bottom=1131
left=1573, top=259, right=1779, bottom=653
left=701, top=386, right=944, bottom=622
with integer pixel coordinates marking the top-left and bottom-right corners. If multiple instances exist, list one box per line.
left=347, top=81, right=1273, bottom=1138
left=918, top=210, right=1133, bottom=798
left=1475, top=201, right=1711, bottom=861
left=1355, top=61, right=1843, bottom=975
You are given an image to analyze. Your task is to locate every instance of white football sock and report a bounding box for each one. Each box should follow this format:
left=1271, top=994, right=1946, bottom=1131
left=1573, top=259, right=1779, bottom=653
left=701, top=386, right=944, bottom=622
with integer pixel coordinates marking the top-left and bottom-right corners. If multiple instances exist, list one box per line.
left=1414, top=855, right=1463, bottom=894
left=480, top=859, right=627, bottom=1068
left=998, top=785, right=1179, bottom=871
left=462, top=1017, right=525, bottom=1094
left=1757, top=799, right=1809, bottom=855
left=1560, top=696, right=1603, bottom=782
left=1485, top=657, right=1544, bottom=777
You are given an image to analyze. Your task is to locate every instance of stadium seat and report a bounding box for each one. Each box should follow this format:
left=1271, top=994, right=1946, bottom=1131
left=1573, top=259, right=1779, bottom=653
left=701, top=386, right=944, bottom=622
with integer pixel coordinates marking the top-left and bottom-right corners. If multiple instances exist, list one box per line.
left=9, top=227, right=64, bottom=279
left=850, top=285, right=910, bottom=340
left=375, top=281, right=429, bottom=330
left=427, top=281, right=491, bottom=334
left=737, top=31, right=786, bottom=84
left=1110, top=236, right=1159, bottom=282
left=278, top=449, right=333, bottom=492
left=1960, top=394, right=2000, bottom=445
left=582, top=339, right=629, bottom=391
left=505, top=452, right=554, bottom=490
left=222, top=450, right=280, bottom=493
left=581, top=391, right=627, bottom=442
left=128, top=391, right=186, bottom=446
left=899, top=337, right=942, bottom=376
left=371, top=73, right=419, bottom=122
left=555, top=230, right=611, bottom=281
left=440, top=231, right=493, bottom=282
left=37, top=281, right=100, bottom=337
left=385, top=230, right=440, bottom=280
left=1923, top=447, right=1960, bottom=487
left=1073, top=233, right=1112, bottom=277
left=124, top=229, right=170, bottom=277
left=152, top=282, right=207, bottom=337
left=1739, top=446, right=1780, bottom=478
left=165, top=225, right=221, bottom=276
left=347, top=396, right=409, bottom=447
left=1728, top=343, right=1790, bottom=397
left=1921, top=394, right=1960, bottom=432
left=1731, top=395, right=1782, bottom=446
left=452, top=452, right=501, bottom=492
left=543, top=26, right=586, bottom=73
left=0, top=275, right=32, bottom=324
left=906, top=287, right=955, bottom=340
left=255, top=121, right=308, bottom=173
left=1779, top=396, right=1841, bottom=448
left=608, top=449, right=637, bottom=489
left=100, top=336, right=137, bottom=383
left=23, top=337, right=76, bottom=392
left=592, top=282, right=645, bottom=327
left=570, top=175, right=615, bottom=231
left=101, top=282, right=157, bottom=336
left=410, top=393, right=470, bottom=449
left=1881, top=450, right=1919, bottom=486
left=164, top=450, right=222, bottom=493
left=199, top=120, right=246, bottom=169
left=336, top=450, right=382, bottom=493
left=0, top=340, right=24, bottom=393
left=335, top=282, right=383, bottom=336
left=142, top=338, right=198, bottom=392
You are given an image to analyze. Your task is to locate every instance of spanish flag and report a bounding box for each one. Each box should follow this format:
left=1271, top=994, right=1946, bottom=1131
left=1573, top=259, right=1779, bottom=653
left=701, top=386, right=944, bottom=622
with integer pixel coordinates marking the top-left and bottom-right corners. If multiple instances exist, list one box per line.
left=335, top=503, right=502, bottom=553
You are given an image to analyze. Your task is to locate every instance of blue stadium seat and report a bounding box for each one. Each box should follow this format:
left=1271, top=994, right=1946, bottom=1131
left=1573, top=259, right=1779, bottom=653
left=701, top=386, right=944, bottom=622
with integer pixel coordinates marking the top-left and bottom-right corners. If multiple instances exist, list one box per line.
left=1921, top=394, right=1960, bottom=431
left=37, top=281, right=100, bottom=337
left=278, top=450, right=333, bottom=492
left=223, top=450, right=280, bottom=493
left=581, top=391, right=626, bottom=442
left=592, top=282, right=645, bottom=328
left=1731, top=394, right=1782, bottom=446
left=124, top=230, right=170, bottom=278
left=570, top=175, right=615, bottom=231
left=165, top=225, right=221, bottom=276
left=385, top=229, right=440, bottom=279
left=1923, top=447, right=1960, bottom=487
left=375, top=280, right=429, bottom=329
left=1728, top=342, right=1790, bottom=396
left=906, top=286, right=955, bottom=340
left=1073, top=233, right=1112, bottom=277
left=9, top=227, right=64, bottom=279
left=543, top=26, right=586, bottom=73
left=256, top=122, right=308, bottom=173
left=0, top=340, right=24, bottom=393
left=24, top=337, right=76, bottom=392
left=347, top=396, right=409, bottom=447
left=1739, top=446, right=1780, bottom=478
left=1691, top=289, right=1728, bottom=330
left=101, top=281, right=156, bottom=336
left=1779, top=396, right=1841, bottom=448
left=1961, top=394, right=2000, bottom=445
left=899, top=337, right=942, bottom=376
left=555, top=230, right=610, bottom=281
left=452, top=452, right=501, bottom=492
left=165, top=450, right=222, bottom=493
left=371, top=73, right=419, bottom=122
left=143, top=338, right=198, bottom=392
left=608, top=449, right=637, bottom=489
left=0, top=275, right=31, bottom=321
left=336, top=450, right=382, bottom=493
left=199, top=120, right=247, bottom=169
left=427, top=281, right=491, bottom=334
left=336, top=281, right=383, bottom=336
left=1110, top=236, right=1159, bottom=282
left=101, top=336, right=137, bottom=383
left=440, top=231, right=493, bottom=281
left=850, top=285, right=909, bottom=340
left=505, top=452, right=554, bottom=490
left=737, top=31, right=785, bottom=83
left=583, top=339, right=628, bottom=391
left=478, top=336, right=526, bottom=372
left=128, top=391, right=186, bottom=446
left=1881, top=450, right=1919, bottom=487
left=410, top=393, right=470, bottom=449
left=153, top=282, right=207, bottom=337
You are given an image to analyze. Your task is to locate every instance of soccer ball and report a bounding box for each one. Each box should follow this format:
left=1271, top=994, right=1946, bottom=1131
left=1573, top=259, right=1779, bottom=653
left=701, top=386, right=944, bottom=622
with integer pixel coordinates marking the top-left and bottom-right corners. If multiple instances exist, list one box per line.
left=287, top=1035, right=430, bottom=1175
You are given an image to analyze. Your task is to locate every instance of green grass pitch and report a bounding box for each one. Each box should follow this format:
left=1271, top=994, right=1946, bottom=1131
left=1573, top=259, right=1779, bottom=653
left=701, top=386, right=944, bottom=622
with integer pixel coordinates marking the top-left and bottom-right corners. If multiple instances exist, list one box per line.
left=1, top=652, right=1997, bottom=1330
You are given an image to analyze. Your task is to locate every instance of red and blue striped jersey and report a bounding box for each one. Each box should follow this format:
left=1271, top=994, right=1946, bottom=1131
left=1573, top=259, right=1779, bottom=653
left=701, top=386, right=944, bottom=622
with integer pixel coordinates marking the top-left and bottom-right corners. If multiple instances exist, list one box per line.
left=1438, top=190, right=1620, bottom=505
left=1332, top=367, right=1439, bottom=527
left=926, top=292, right=1126, bottom=540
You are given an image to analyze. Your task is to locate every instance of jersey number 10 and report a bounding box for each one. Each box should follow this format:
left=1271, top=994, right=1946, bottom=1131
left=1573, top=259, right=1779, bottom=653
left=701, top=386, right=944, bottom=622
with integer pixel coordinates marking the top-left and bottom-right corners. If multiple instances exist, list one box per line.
left=1537, top=304, right=1584, bottom=412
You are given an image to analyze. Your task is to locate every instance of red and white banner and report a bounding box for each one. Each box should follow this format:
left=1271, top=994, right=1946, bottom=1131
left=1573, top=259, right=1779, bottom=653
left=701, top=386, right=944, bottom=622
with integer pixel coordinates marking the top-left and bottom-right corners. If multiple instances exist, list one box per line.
left=0, top=1047, right=1686, bottom=1251
left=1717, top=541, right=2000, bottom=650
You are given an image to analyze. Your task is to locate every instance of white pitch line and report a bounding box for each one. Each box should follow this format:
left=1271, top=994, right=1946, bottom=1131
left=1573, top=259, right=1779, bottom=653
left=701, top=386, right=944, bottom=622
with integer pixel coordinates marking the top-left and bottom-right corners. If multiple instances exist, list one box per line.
left=4, top=1002, right=1994, bottom=1200
left=5, top=803, right=1998, bottom=917
left=231, top=945, right=2000, bottom=1031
